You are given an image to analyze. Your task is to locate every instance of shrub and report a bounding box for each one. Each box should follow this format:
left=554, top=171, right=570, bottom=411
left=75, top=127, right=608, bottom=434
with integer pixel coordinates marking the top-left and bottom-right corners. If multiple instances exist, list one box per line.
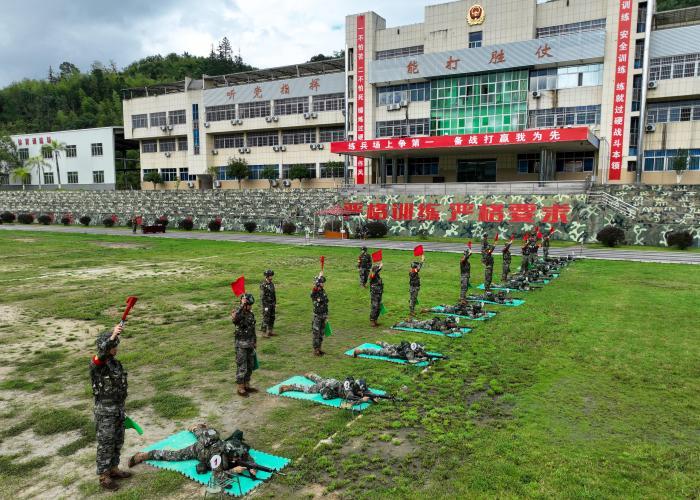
left=208, top=219, right=222, bottom=232
left=79, top=216, right=91, bottom=226
left=157, top=215, right=169, bottom=227
left=596, top=226, right=625, bottom=247
left=366, top=221, right=388, bottom=238
left=60, top=215, right=72, bottom=226
left=666, top=230, right=693, bottom=250
left=102, top=217, right=115, bottom=228
left=17, top=213, right=34, bottom=224
left=243, top=221, right=257, bottom=233
left=178, top=217, right=194, bottom=230
left=281, top=221, right=296, bottom=234
left=1, top=212, right=15, bottom=223
left=37, top=214, right=52, bottom=225
left=324, top=219, right=342, bottom=232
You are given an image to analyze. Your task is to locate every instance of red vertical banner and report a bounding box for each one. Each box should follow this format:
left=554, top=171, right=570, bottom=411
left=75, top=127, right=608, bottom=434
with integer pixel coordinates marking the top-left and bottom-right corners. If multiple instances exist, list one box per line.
left=608, top=0, right=633, bottom=181
left=355, top=15, right=366, bottom=184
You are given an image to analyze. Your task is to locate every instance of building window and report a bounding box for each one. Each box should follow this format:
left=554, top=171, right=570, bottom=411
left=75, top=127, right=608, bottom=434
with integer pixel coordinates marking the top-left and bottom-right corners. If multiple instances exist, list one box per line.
left=66, top=145, right=77, bottom=157
left=528, top=105, right=601, bottom=128
left=632, top=75, right=642, bottom=112
left=468, top=31, right=482, bottom=48
left=150, top=112, right=166, bottom=127
left=320, top=162, right=344, bottom=178
left=168, top=109, right=186, bottom=125
left=67, top=171, right=79, bottom=183
left=239, top=101, right=271, bottom=119
left=408, top=158, right=438, bottom=176
left=555, top=152, right=595, bottom=172
left=214, top=134, right=245, bottom=149
left=556, top=64, right=603, bottom=89
left=43, top=171, right=55, bottom=184
left=376, top=119, right=430, bottom=137
left=42, top=147, right=52, bottom=159
left=132, top=114, right=147, bottom=128
left=141, top=140, right=157, bottom=153
left=192, top=103, right=200, bottom=156
left=312, top=93, right=345, bottom=112
left=179, top=168, right=190, bottom=181
left=385, top=159, right=405, bottom=178
left=274, top=97, right=308, bottom=116
left=93, top=170, right=105, bottom=183
left=377, top=82, right=430, bottom=106
left=629, top=116, right=640, bottom=156
left=431, top=70, right=528, bottom=135
left=376, top=45, right=424, bottom=61
left=634, top=40, right=645, bottom=70
left=529, top=68, right=558, bottom=91
left=282, top=128, right=315, bottom=145
left=205, top=104, right=236, bottom=122
left=142, top=168, right=157, bottom=180
left=18, top=148, right=29, bottom=161
left=647, top=100, right=700, bottom=124
left=517, top=153, right=540, bottom=174
left=319, top=127, right=345, bottom=143
left=536, top=18, right=606, bottom=38
left=159, top=139, right=176, bottom=152
left=627, top=161, right=637, bottom=172
left=644, top=149, right=700, bottom=171
left=282, top=163, right=316, bottom=179
left=91, top=143, right=103, bottom=156
left=177, top=136, right=188, bottom=151
left=247, top=131, right=278, bottom=147
left=637, top=1, right=647, bottom=32
left=160, top=168, right=177, bottom=181
left=649, top=53, right=700, bottom=82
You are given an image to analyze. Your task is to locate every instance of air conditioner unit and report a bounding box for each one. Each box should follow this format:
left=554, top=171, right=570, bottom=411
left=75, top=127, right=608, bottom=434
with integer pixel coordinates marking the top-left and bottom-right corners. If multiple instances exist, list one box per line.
left=532, top=90, right=542, bottom=98
left=214, top=180, right=221, bottom=188
left=204, top=122, right=210, bottom=128
left=167, top=124, right=173, bottom=130
left=244, top=147, right=251, bottom=153
left=387, top=103, right=401, bottom=111
left=400, top=100, right=409, bottom=107
left=282, top=179, right=291, bottom=187
left=236, top=119, right=243, bottom=125
left=645, top=124, right=656, bottom=132
left=272, top=116, right=279, bottom=122
left=211, top=149, right=219, bottom=155
left=310, top=144, right=317, bottom=150
left=164, top=152, right=171, bottom=157
left=648, top=81, right=658, bottom=89
left=310, top=112, right=318, bottom=118
left=273, top=145, right=280, bottom=152
left=187, top=181, right=195, bottom=188
left=230, top=119, right=237, bottom=125
left=265, top=116, right=272, bottom=123
left=238, top=147, right=245, bottom=153
left=317, top=143, right=324, bottom=150
left=160, top=125, right=167, bottom=131
left=303, top=112, right=311, bottom=119
left=280, top=145, right=287, bottom=152
left=271, top=179, right=279, bottom=187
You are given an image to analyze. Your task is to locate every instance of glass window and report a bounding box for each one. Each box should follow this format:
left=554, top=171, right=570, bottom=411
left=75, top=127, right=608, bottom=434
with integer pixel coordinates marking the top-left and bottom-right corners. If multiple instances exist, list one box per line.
left=629, top=116, right=640, bottom=156
left=649, top=53, right=699, bottom=81
left=282, top=128, right=315, bottom=145
left=67, top=171, right=78, bottom=183
left=42, top=147, right=52, bottom=159
left=312, top=93, right=344, bottom=112
left=142, top=168, right=157, bottom=180
left=160, top=168, right=177, bottom=181
left=66, top=145, right=77, bottom=157
left=141, top=140, right=157, bottom=153
left=634, top=40, right=645, bottom=70
left=555, top=152, right=595, bottom=172
left=282, top=163, right=316, bottom=178
left=408, top=158, right=439, bottom=176
left=247, top=164, right=277, bottom=180
left=247, top=131, right=278, bottom=147
left=647, top=100, right=700, bottom=124
left=168, top=109, right=186, bottom=125
left=536, top=18, right=606, bottom=38
left=377, top=82, right=430, bottom=106
left=132, top=114, right=147, bottom=128
left=275, top=97, right=309, bottom=115
left=376, top=119, right=429, bottom=137
left=150, top=112, right=166, bottom=127
left=18, top=148, right=29, bottom=160
left=179, top=168, right=190, bottom=181
left=637, top=2, right=647, bottom=32
left=319, top=128, right=345, bottom=142
left=320, top=162, right=344, bottom=178
left=205, top=104, right=236, bottom=122
left=385, top=159, right=406, bottom=178
left=517, top=154, right=540, bottom=174
left=376, top=45, right=424, bottom=60
left=43, top=171, right=55, bottom=184
left=214, top=134, right=244, bottom=149
left=159, top=139, right=176, bottom=152
left=239, top=101, right=271, bottom=119
left=469, top=31, right=482, bottom=48
left=91, top=143, right=103, bottom=156
left=177, top=136, right=188, bottom=151
left=93, top=170, right=105, bottom=183
left=528, top=106, right=601, bottom=128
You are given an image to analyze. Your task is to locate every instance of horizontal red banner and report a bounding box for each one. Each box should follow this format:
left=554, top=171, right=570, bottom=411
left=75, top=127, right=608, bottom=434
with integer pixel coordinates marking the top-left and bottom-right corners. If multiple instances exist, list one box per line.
left=331, top=127, right=592, bottom=154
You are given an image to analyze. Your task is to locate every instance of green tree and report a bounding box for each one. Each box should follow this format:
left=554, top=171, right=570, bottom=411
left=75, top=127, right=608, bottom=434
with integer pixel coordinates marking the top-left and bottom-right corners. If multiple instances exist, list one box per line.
left=321, top=161, right=344, bottom=179
left=289, top=164, right=312, bottom=186
left=144, top=171, right=162, bottom=190
left=308, top=50, right=345, bottom=62
left=25, top=156, right=49, bottom=189
left=261, top=166, right=279, bottom=189
left=0, top=134, right=20, bottom=175
left=11, top=166, right=32, bottom=190
left=42, top=139, right=66, bottom=188
left=671, top=149, right=689, bottom=183
left=226, top=157, right=250, bottom=189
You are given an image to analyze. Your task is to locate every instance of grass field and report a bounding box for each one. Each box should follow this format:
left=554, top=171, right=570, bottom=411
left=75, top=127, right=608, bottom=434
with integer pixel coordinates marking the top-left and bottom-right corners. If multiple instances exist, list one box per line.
left=0, top=231, right=698, bottom=499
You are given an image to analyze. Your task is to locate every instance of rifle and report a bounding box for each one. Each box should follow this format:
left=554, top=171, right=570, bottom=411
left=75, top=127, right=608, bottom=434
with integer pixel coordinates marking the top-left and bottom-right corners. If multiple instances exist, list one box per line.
left=228, top=458, right=286, bottom=481
left=363, top=391, right=403, bottom=402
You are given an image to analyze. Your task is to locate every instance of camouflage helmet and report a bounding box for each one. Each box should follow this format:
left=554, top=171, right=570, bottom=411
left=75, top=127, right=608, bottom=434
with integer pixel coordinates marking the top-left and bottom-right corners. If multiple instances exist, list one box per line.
left=371, top=264, right=382, bottom=273
left=411, top=261, right=421, bottom=269
left=355, top=378, right=368, bottom=392
left=361, top=246, right=367, bottom=252
left=315, top=275, right=326, bottom=286
left=96, top=330, right=119, bottom=357
left=263, top=269, right=274, bottom=277
left=242, top=293, right=255, bottom=305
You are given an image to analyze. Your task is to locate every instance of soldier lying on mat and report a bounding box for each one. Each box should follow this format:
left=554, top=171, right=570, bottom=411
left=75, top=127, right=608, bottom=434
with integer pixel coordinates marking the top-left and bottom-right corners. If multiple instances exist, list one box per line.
left=465, top=290, right=517, bottom=304
left=278, top=373, right=394, bottom=403
left=352, top=340, right=446, bottom=364
left=424, top=300, right=492, bottom=319
left=129, top=423, right=258, bottom=477
left=393, top=316, right=463, bottom=334
left=500, top=275, right=540, bottom=291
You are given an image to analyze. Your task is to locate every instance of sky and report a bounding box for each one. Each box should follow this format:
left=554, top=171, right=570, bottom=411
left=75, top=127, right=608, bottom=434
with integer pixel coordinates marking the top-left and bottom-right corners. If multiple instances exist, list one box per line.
left=0, top=0, right=442, bottom=88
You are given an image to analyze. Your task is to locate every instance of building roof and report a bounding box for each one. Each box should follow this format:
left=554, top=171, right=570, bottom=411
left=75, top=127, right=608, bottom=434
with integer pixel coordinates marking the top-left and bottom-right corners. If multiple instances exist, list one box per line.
left=654, top=5, right=700, bottom=30
left=10, top=126, right=124, bottom=138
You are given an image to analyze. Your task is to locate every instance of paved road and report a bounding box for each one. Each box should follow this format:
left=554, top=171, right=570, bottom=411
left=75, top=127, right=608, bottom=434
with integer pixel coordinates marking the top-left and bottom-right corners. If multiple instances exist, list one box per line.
left=2, top=224, right=699, bottom=265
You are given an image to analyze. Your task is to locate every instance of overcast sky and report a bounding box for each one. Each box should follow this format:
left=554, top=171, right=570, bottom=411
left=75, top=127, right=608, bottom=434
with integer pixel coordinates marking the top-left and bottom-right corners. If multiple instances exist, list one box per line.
left=0, top=0, right=442, bottom=88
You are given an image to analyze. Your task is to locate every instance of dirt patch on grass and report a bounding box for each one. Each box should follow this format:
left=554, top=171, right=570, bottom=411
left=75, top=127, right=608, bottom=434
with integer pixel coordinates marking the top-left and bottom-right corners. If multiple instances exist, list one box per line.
left=0, top=304, right=24, bottom=323
left=181, top=301, right=223, bottom=312
left=345, top=428, right=419, bottom=460
left=1, top=429, right=83, bottom=458
left=11, top=237, right=38, bottom=243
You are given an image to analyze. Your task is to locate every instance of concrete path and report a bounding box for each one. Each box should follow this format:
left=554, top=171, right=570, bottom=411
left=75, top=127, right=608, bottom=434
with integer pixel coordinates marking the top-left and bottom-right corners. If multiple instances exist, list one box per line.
left=2, top=224, right=699, bottom=265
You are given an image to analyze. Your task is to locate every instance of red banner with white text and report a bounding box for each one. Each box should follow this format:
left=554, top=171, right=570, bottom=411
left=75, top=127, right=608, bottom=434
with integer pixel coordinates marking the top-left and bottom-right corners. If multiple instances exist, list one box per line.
left=355, top=15, right=366, bottom=184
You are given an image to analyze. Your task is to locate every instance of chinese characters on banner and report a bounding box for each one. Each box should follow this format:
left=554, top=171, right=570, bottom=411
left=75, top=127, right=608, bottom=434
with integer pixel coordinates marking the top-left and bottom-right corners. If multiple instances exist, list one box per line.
left=17, top=136, right=51, bottom=146
left=355, top=15, right=366, bottom=184
left=609, top=0, right=633, bottom=181
left=330, top=127, right=590, bottom=154
left=343, top=201, right=571, bottom=224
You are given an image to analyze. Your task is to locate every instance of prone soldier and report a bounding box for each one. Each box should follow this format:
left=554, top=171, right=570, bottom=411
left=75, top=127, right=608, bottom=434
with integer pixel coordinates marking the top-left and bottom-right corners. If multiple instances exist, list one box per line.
left=352, top=340, right=445, bottom=364
left=394, top=316, right=463, bottom=335
left=259, top=270, right=276, bottom=338
left=232, top=293, right=257, bottom=398
left=310, top=273, right=329, bottom=356
left=426, top=300, right=491, bottom=319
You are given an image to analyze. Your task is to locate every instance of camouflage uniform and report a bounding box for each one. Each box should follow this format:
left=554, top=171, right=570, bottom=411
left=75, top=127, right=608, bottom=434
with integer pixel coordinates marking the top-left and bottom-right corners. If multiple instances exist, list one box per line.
left=91, top=332, right=128, bottom=476
left=542, top=235, right=551, bottom=259
left=408, top=261, right=422, bottom=315
left=259, top=278, right=276, bottom=335
left=357, top=249, right=372, bottom=287
left=439, top=301, right=488, bottom=319
left=460, top=250, right=472, bottom=300
left=311, top=279, right=328, bottom=350
left=355, top=341, right=430, bottom=363
left=480, top=235, right=488, bottom=264
left=232, top=302, right=256, bottom=385
left=520, top=243, right=530, bottom=273
left=282, top=373, right=357, bottom=400
left=369, top=266, right=384, bottom=322
left=471, top=290, right=511, bottom=304
left=501, top=243, right=512, bottom=283
left=395, top=317, right=461, bottom=334
left=483, top=246, right=494, bottom=291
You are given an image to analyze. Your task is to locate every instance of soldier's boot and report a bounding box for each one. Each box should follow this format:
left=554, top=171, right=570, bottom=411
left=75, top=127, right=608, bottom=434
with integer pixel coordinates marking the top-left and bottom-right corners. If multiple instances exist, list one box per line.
left=268, top=329, right=276, bottom=337
left=129, top=452, right=149, bottom=468
left=109, top=467, right=132, bottom=479
left=237, top=383, right=248, bottom=397
left=278, top=384, right=294, bottom=394
left=99, top=473, right=119, bottom=491
left=352, top=349, right=359, bottom=358
left=245, top=381, right=259, bottom=393
left=370, top=320, right=379, bottom=327
left=313, top=348, right=324, bottom=356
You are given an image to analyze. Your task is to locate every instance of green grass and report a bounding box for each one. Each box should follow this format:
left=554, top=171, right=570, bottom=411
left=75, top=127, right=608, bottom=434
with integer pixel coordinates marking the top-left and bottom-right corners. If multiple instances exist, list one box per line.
left=0, top=230, right=698, bottom=499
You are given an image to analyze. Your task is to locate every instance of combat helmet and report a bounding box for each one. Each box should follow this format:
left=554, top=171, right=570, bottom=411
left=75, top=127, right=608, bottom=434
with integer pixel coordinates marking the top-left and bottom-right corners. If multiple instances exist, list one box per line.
left=242, top=293, right=255, bottom=305
left=263, top=269, right=274, bottom=277
left=95, top=331, right=119, bottom=357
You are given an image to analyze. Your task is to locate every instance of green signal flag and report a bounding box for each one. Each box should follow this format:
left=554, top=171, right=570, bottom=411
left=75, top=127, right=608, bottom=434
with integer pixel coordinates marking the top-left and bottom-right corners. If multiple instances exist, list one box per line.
left=324, top=322, right=333, bottom=337
left=124, top=416, right=143, bottom=435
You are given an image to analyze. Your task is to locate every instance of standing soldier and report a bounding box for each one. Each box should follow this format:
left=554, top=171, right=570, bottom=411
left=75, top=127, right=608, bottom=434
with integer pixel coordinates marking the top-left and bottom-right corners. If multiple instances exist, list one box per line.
left=357, top=246, right=372, bottom=287
left=369, top=263, right=384, bottom=327
left=310, top=273, right=328, bottom=356
left=483, top=244, right=495, bottom=291
left=460, top=243, right=472, bottom=301
left=481, top=234, right=489, bottom=264
left=520, top=235, right=530, bottom=273
left=408, top=256, right=425, bottom=317
left=91, top=324, right=131, bottom=491
left=259, top=270, right=276, bottom=338
left=502, top=239, right=512, bottom=283
left=232, top=293, right=257, bottom=398
left=530, top=234, right=540, bottom=265
left=542, top=230, right=552, bottom=260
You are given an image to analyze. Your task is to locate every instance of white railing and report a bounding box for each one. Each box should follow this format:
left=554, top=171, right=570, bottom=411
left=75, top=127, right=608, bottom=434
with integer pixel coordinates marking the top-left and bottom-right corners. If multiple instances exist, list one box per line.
left=587, top=191, right=638, bottom=217
left=342, top=181, right=589, bottom=196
